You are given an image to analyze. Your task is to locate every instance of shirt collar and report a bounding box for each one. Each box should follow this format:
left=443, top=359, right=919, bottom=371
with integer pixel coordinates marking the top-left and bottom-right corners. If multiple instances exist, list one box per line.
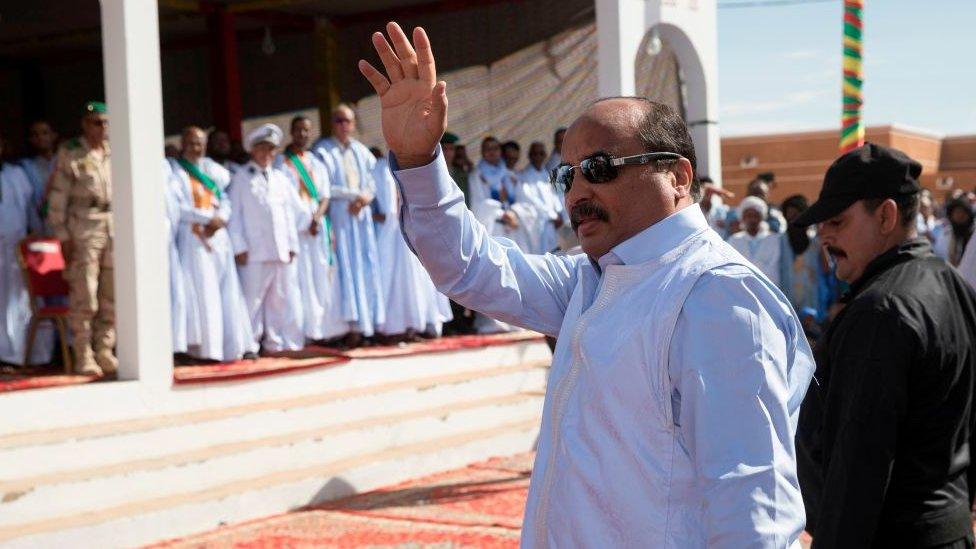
left=593, top=204, right=710, bottom=272
left=843, top=238, right=934, bottom=301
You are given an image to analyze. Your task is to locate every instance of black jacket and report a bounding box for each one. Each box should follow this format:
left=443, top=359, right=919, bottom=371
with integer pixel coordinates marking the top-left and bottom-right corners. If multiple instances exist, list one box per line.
left=797, top=239, right=976, bottom=548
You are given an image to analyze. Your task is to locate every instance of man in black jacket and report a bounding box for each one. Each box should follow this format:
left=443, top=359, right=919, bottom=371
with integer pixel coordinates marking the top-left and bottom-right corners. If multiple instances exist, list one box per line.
left=795, top=143, right=976, bottom=548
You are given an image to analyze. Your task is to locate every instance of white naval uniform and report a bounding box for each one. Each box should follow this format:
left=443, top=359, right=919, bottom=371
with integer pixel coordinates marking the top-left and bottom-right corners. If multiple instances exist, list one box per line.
left=171, top=157, right=256, bottom=361
left=372, top=156, right=451, bottom=335
left=274, top=150, right=346, bottom=341
left=517, top=165, right=565, bottom=254
left=391, top=148, right=814, bottom=548
left=228, top=161, right=304, bottom=352
left=0, top=163, right=53, bottom=365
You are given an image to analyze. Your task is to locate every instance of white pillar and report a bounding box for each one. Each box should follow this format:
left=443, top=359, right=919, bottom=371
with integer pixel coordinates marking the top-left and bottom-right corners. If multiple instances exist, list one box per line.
left=647, top=1, right=723, bottom=185
left=100, top=0, right=172, bottom=387
left=596, top=0, right=646, bottom=97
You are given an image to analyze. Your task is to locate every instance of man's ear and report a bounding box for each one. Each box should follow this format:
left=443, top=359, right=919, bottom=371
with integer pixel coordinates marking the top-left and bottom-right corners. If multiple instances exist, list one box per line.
left=878, top=198, right=900, bottom=234
left=672, top=158, right=694, bottom=198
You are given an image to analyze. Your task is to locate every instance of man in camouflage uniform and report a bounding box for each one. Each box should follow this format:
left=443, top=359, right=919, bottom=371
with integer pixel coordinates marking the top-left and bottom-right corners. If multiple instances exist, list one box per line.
left=46, top=101, right=116, bottom=377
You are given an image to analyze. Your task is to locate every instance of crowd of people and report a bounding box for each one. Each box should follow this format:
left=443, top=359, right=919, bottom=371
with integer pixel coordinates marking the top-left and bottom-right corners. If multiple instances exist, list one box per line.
left=700, top=172, right=976, bottom=342
left=2, top=98, right=976, bottom=377
left=0, top=101, right=575, bottom=375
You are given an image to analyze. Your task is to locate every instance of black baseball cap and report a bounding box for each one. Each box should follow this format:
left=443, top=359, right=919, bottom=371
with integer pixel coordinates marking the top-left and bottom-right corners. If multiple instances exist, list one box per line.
left=793, top=142, right=922, bottom=227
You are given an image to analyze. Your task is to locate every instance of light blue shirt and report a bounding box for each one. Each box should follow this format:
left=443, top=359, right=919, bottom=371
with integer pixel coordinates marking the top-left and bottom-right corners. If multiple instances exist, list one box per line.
left=391, top=147, right=813, bottom=547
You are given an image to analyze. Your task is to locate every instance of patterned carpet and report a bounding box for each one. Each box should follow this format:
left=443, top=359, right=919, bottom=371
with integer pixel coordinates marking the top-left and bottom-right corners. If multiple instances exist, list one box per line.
left=149, top=450, right=825, bottom=548
left=0, top=332, right=544, bottom=393
left=148, top=453, right=535, bottom=548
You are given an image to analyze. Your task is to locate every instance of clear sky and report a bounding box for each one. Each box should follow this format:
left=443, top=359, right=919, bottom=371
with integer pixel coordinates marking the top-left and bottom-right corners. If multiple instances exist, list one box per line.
left=717, top=0, right=976, bottom=137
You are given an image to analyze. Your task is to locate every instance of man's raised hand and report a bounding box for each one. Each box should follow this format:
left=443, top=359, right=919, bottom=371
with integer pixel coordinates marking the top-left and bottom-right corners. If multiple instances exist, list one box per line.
left=358, top=23, right=447, bottom=169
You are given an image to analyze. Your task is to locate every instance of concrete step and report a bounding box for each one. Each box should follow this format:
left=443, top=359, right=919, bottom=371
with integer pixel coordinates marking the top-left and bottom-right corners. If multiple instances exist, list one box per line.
left=0, top=417, right=540, bottom=548
left=0, top=361, right=547, bottom=479
left=0, top=391, right=542, bottom=526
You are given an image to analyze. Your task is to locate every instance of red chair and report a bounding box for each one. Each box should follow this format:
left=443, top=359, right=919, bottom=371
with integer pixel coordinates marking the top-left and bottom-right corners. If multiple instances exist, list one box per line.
left=16, top=237, right=72, bottom=373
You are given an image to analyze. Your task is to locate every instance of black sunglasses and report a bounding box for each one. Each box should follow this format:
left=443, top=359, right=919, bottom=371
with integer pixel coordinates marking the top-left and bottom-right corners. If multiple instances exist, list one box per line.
left=550, top=151, right=683, bottom=193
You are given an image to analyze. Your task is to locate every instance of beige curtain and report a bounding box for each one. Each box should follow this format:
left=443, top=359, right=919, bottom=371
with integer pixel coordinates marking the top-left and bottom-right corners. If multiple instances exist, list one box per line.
left=354, top=23, right=683, bottom=156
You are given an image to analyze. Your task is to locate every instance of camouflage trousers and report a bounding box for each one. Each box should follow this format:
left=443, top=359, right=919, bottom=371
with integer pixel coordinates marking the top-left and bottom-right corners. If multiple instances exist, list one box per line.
left=65, top=216, right=115, bottom=366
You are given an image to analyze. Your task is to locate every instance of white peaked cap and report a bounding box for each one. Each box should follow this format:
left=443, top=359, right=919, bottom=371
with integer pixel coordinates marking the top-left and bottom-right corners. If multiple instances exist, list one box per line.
left=245, top=123, right=283, bottom=152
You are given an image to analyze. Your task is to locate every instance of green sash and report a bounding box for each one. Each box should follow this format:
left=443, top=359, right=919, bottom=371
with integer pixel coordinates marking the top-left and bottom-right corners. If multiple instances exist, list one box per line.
left=323, top=214, right=334, bottom=266
left=177, top=158, right=222, bottom=200
left=284, top=149, right=320, bottom=202
left=285, top=150, right=334, bottom=264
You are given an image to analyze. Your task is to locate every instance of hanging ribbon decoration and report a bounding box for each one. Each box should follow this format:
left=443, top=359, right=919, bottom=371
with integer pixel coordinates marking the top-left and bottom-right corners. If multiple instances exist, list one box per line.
left=840, top=0, right=865, bottom=153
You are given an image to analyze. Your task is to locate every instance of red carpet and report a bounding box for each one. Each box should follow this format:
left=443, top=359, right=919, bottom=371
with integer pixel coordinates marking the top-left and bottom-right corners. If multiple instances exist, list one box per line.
left=173, top=351, right=349, bottom=385
left=332, top=332, right=545, bottom=360
left=147, top=453, right=534, bottom=548
left=0, top=365, right=96, bottom=393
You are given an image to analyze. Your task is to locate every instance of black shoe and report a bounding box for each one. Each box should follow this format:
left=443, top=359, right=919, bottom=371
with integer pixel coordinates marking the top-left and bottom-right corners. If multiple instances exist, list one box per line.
left=242, top=352, right=258, bottom=361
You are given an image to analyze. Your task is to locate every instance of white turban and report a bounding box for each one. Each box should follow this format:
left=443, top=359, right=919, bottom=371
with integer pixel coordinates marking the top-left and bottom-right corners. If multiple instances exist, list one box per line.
left=737, top=195, right=769, bottom=219
left=245, top=123, right=283, bottom=152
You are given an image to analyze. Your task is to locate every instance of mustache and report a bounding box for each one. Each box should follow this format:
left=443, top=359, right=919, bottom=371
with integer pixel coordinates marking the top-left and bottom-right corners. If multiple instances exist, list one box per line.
left=825, top=245, right=847, bottom=258
left=570, top=202, right=610, bottom=231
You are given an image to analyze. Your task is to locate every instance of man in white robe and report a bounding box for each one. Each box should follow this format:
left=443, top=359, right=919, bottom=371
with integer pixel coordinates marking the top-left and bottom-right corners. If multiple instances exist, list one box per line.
left=359, top=25, right=812, bottom=546
left=312, top=104, right=384, bottom=347
left=469, top=136, right=541, bottom=254
left=727, top=196, right=783, bottom=288
left=371, top=151, right=451, bottom=340
left=275, top=116, right=346, bottom=344
left=19, top=120, right=59, bottom=224
left=171, top=126, right=256, bottom=362
left=162, top=159, right=186, bottom=355
left=518, top=142, right=566, bottom=254
left=229, top=124, right=304, bottom=353
left=0, top=152, right=53, bottom=366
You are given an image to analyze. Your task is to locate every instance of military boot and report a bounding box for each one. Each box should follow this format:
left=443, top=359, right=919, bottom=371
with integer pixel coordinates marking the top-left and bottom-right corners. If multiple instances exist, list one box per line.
left=94, top=348, right=118, bottom=378
left=74, top=346, right=103, bottom=377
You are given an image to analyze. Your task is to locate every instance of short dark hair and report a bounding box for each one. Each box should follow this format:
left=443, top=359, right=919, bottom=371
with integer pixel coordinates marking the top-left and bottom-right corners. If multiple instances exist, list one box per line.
left=593, top=97, right=701, bottom=201
left=290, top=115, right=311, bottom=131
left=781, top=194, right=809, bottom=214
left=481, top=136, right=500, bottom=150
left=862, top=194, right=919, bottom=229
left=501, top=140, right=520, bottom=153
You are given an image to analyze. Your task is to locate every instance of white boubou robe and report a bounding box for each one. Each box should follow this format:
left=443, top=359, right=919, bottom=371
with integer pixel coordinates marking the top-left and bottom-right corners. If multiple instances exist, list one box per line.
left=372, top=157, right=452, bottom=335
left=19, top=155, right=55, bottom=222
left=467, top=159, right=538, bottom=333
left=727, top=225, right=783, bottom=288
left=0, top=163, right=53, bottom=365
left=312, top=137, right=385, bottom=337
left=171, top=157, right=257, bottom=361
left=275, top=149, right=347, bottom=341
left=162, top=160, right=186, bottom=353
left=227, top=162, right=304, bottom=352
left=517, top=165, right=566, bottom=254
left=469, top=159, right=542, bottom=253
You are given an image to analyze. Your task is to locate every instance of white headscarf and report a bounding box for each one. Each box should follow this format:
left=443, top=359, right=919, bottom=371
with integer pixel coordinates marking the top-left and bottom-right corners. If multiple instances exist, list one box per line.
left=737, top=195, right=769, bottom=220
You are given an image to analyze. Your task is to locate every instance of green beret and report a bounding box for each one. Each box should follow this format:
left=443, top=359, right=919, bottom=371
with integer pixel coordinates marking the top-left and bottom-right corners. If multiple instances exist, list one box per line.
left=85, top=101, right=107, bottom=115
left=440, top=131, right=460, bottom=145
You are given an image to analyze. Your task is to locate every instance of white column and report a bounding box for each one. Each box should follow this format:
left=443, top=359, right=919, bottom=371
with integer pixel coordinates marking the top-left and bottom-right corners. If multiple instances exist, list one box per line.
left=651, top=0, right=723, bottom=185
left=596, top=0, right=646, bottom=97
left=100, top=0, right=172, bottom=387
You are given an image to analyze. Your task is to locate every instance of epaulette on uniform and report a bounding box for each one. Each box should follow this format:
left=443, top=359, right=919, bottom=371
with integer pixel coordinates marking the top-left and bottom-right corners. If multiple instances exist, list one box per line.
left=248, top=166, right=256, bottom=174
